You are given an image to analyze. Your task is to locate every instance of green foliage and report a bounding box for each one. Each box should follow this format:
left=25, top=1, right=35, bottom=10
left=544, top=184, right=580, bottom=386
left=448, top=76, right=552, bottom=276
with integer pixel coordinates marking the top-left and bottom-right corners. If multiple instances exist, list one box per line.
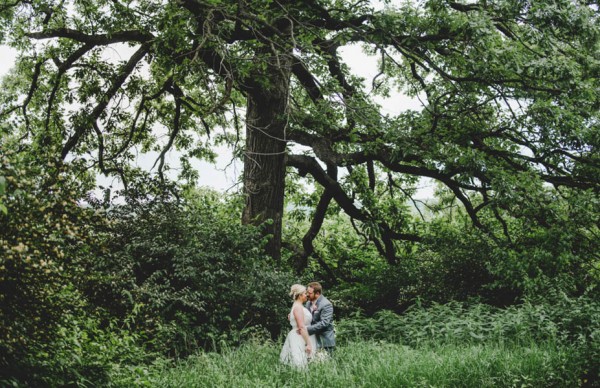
left=336, top=294, right=599, bottom=385
left=4, top=290, right=156, bottom=388
left=486, top=187, right=600, bottom=296
left=88, top=186, right=295, bottom=357
left=412, top=185, right=600, bottom=303
left=2, top=0, right=597, bottom=274
left=282, top=210, right=407, bottom=313
left=148, top=338, right=581, bottom=387
left=0, top=0, right=598, bottom=384
left=0, top=175, right=6, bottom=214
left=417, top=218, right=513, bottom=304
left=0, top=151, right=158, bottom=387
left=0, top=150, right=102, bottom=369
left=284, top=175, right=599, bottom=319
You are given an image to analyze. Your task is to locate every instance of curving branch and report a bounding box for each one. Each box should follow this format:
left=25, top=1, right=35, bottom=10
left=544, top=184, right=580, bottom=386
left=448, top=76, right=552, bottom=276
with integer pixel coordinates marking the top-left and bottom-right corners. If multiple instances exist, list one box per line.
left=61, top=43, right=151, bottom=159
left=20, top=58, right=45, bottom=136
left=107, top=78, right=173, bottom=162
left=287, top=154, right=366, bottom=220
left=296, top=0, right=370, bottom=31
left=314, top=38, right=356, bottom=100
left=27, top=28, right=153, bottom=44
left=296, top=162, right=337, bottom=273
left=291, top=55, right=323, bottom=103
left=287, top=153, right=421, bottom=265
left=154, top=96, right=182, bottom=182
left=44, top=43, right=96, bottom=135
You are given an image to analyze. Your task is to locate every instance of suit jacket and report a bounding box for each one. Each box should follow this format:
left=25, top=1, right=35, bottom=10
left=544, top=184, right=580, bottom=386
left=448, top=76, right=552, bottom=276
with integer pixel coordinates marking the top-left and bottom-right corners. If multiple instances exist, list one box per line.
left=305, top=295, right=335, bottom=348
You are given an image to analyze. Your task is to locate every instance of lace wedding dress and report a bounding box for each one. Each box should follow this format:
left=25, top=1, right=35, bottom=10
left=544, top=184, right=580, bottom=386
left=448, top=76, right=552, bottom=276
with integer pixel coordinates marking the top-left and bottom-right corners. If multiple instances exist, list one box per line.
left=280, top=305, right=317, bottom=368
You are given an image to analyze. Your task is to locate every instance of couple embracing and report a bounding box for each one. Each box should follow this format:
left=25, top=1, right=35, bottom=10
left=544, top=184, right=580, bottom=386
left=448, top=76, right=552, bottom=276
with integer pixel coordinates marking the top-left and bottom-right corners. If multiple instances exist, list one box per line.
left=280, top=282, right=335, bottom=368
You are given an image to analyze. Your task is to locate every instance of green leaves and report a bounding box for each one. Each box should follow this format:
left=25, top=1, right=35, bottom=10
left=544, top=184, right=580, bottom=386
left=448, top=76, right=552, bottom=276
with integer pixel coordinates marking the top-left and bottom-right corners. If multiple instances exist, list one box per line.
left=89, top=187, right=294, bottom=356
left=0, top=0, right=598, bottom=327
left=0, top=175, right=6, bottom=215
left=0, top=149, right=108, bottom=380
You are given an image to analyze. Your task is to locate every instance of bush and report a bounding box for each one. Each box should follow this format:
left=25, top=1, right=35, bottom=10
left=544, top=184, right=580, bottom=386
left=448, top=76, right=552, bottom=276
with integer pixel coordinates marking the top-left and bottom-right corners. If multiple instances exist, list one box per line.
left=0, top=151, right=107, bottom=383
left=336, top=294, right=599, bottom=385
left=88, top=187, right=295, bottom=357
left=27, top=310, right=153, bottom=387
left=0, top=282, right=157, bottom=388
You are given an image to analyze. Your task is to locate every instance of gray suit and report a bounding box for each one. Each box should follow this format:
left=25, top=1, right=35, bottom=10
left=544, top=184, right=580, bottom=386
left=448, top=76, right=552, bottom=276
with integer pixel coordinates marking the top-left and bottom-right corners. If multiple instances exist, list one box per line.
left=305, top=295, right=335, bottom=349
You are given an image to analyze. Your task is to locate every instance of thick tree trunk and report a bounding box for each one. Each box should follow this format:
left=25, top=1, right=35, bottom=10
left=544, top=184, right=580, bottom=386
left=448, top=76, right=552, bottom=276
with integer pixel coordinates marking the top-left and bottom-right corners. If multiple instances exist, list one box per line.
left=241, top=53, right=291, bottom=261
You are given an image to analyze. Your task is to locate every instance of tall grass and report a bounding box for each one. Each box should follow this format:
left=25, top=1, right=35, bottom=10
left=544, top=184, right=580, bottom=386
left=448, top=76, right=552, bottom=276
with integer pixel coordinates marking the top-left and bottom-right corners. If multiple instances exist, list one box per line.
left=149, top=340, right=580, bottom=387
left=44, top=295, right=597, bottom=387
left=336, top=295, right=599, bottom=386
left=144, top=295, right=598, bottom=388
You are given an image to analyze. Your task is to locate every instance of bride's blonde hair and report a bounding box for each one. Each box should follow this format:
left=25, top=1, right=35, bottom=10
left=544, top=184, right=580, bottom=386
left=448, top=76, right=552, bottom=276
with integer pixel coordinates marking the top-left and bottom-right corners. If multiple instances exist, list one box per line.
left=289, top=284, right=306, bottom=301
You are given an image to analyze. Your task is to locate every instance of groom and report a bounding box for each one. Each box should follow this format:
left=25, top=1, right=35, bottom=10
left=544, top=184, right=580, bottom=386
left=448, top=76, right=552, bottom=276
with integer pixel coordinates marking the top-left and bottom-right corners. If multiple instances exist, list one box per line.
left=299, top=282, right=335, bottom=355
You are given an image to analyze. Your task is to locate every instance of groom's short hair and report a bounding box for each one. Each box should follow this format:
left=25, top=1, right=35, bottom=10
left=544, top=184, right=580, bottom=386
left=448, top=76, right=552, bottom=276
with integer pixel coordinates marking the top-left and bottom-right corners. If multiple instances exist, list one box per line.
left=308, top=282, right=322, bottom=295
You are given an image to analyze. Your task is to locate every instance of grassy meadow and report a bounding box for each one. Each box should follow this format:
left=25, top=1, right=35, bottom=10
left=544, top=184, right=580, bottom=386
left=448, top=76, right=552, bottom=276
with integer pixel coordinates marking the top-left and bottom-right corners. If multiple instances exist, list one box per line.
left=147, top=340, right=580, bottom=387
left=89, top=297, right=597, bottom=387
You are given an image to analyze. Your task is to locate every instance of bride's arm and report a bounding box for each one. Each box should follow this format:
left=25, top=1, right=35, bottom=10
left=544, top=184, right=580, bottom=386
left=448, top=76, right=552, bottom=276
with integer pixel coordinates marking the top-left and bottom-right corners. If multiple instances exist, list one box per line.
left=292, top=305, right=312, bottom=354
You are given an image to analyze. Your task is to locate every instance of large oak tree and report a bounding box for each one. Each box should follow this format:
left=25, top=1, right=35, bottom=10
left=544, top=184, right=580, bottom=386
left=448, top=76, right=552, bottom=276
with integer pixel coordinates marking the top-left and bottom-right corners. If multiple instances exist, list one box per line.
left=1, top=0, right=598, bottom=264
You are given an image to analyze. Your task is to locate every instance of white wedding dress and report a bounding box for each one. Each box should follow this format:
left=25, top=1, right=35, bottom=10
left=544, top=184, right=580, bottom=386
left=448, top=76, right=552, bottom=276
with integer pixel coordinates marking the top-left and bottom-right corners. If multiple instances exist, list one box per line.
left=280, top=305, right=317, bottom=368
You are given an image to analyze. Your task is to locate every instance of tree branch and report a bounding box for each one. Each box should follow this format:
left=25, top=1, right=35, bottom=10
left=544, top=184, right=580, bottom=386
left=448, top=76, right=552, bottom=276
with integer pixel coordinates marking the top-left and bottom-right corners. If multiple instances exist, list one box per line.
left=291, top=55, right=323, bottom=103
left=27, top=28, right=153, bottom=44
left=61, top=43, right=150, bottom=159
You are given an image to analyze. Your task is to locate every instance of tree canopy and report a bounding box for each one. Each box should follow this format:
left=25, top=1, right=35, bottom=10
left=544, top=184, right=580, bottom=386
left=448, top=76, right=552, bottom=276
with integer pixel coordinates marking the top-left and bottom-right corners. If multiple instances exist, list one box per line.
left=1, top=0, right=598, bottom=264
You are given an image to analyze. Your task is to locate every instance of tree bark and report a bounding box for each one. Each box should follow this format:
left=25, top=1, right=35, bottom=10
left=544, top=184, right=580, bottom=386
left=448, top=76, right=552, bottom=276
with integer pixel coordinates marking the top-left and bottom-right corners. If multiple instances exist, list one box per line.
left=241, top=53, right=291, bottom=261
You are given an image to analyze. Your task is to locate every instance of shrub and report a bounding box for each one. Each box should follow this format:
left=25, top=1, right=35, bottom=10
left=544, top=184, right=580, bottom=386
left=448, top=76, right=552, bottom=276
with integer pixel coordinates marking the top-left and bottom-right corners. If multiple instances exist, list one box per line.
left=19, top=301, right=154, bottom=387
left=0, top=151, right=107, bottom=383
left=336, top=295, right=599, bottom=385
left=88, top=187, right=295, bottom=357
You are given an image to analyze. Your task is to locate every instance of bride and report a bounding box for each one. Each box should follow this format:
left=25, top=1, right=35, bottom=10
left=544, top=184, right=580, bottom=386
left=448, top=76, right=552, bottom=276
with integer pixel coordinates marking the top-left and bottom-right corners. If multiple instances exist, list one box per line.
left=280, top=284, right=317, bottom=368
